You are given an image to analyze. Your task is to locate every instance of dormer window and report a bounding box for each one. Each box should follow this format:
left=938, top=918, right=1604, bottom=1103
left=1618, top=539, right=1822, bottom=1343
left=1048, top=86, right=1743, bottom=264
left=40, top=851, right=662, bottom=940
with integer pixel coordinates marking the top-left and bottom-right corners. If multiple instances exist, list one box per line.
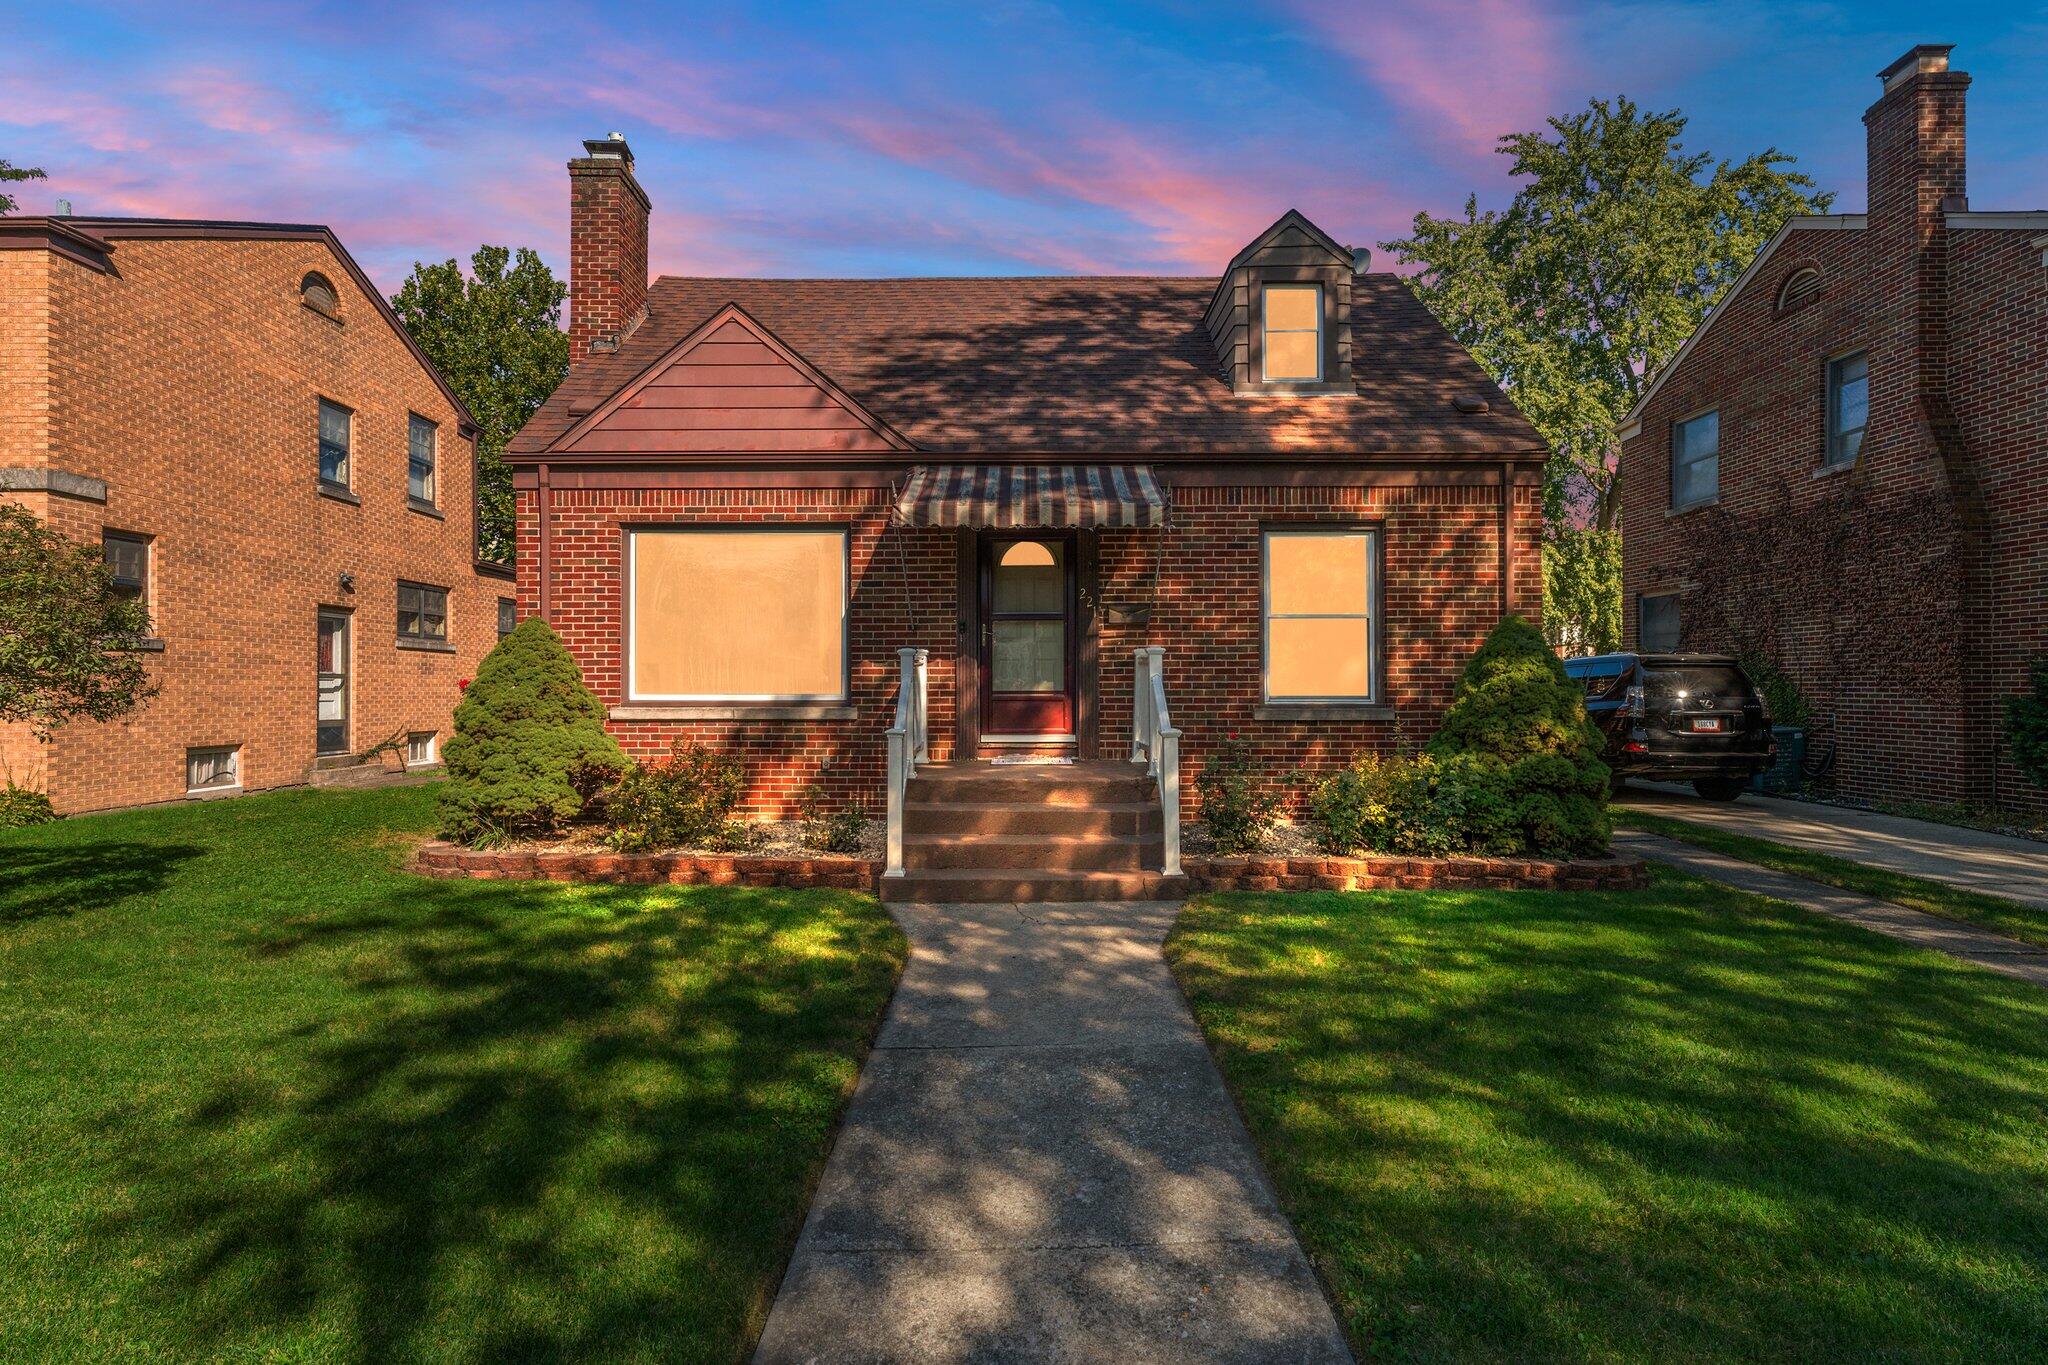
left=1262, top=285, right=1322, bottom=382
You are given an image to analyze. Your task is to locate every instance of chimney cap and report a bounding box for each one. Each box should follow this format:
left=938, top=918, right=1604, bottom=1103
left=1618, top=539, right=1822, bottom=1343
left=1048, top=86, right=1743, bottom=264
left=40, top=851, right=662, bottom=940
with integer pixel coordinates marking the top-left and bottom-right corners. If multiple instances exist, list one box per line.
left=1879, top=44, right=1955, bottom=92
left=580, top=133, right=634, bottom=166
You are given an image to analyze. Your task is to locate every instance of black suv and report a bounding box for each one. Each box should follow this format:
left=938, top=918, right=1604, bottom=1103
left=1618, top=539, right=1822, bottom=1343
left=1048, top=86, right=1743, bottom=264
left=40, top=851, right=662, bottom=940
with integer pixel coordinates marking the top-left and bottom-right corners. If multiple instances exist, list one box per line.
left=1563, top=653, right=1776, bottom=801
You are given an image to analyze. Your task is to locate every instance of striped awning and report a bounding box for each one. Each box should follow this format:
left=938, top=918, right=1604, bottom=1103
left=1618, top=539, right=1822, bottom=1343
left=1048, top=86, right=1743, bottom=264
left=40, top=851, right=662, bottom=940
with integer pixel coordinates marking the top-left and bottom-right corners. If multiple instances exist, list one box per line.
left=894, top=465, right=1168, bottom=529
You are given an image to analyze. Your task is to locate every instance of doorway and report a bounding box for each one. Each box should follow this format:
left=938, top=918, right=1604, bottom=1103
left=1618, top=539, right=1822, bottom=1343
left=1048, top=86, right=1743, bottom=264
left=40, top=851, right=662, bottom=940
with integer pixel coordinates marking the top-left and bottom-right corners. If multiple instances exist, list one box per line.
left=317, top=609, right=351, bottom=756
left=980, top=534, right=1075, bottom=738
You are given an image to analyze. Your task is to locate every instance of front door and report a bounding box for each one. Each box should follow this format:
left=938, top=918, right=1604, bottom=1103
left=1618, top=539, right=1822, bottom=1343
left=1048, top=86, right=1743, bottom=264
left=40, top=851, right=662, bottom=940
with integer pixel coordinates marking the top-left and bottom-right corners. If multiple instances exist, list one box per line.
left=317, top=609, right=351, bottom=755
left=981, top=534, right=1075, bottom=737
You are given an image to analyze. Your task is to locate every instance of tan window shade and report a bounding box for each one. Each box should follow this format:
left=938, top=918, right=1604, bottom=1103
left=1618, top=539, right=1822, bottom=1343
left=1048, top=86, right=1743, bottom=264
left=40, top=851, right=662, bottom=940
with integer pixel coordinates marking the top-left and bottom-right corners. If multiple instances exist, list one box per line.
left=1264, top=530, right=1374, bottom=701
left=629, top=528, right=847, bottom=699
left=1262, top=285, right=1321, bottom=381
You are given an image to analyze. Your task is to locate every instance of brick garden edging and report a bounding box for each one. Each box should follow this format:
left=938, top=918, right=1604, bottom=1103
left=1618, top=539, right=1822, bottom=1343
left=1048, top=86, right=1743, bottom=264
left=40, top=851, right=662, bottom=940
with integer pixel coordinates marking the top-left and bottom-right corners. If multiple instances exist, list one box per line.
left=1181, top=852, right=1647, bottom=894
left=411, top=840, right=879, bottom=890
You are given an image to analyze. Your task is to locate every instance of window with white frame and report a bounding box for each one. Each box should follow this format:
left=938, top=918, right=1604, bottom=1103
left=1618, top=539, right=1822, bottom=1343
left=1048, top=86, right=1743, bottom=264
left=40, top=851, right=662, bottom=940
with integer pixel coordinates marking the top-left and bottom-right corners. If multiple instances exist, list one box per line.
left=1261, top=284, right=1322, bottom=382
left=408, top=413, right=438, bottom=507
left=1262, top=528, right=1377, bottom=703
left=186, top=745, right=240, bottom=793
left=626, top=527, right=848, bottom=702
left=1670, top=409, right=1719, bottom=509
left=1826, top=351, right=1868, bottom=468
left=406, top=732, right=437, bottom=766
left=1640, top=592, right=1683, bottom=652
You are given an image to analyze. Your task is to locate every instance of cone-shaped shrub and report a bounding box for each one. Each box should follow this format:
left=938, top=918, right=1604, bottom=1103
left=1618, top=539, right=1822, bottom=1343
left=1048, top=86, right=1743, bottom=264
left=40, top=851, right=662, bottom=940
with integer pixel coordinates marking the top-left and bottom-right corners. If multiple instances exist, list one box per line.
left=1425, top=614, right=1611, bottom=856
left=439, top=617, right=629, bottom=844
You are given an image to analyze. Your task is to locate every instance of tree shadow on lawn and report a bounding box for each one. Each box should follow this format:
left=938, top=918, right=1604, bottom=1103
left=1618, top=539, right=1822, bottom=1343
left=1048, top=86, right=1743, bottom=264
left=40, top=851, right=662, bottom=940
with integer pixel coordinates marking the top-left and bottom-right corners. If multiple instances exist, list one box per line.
left=91, top=875, right=904, bottom=1363
left=1176, top=880, right=2048, bottom=1361
left=0, top=840, right=203, bottom=925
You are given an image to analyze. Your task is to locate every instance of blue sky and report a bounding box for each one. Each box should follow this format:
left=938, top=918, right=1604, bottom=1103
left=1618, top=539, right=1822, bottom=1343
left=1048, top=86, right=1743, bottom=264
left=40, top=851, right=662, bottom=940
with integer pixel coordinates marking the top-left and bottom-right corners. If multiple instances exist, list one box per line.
left=3, top=1, right=2044, bottom=288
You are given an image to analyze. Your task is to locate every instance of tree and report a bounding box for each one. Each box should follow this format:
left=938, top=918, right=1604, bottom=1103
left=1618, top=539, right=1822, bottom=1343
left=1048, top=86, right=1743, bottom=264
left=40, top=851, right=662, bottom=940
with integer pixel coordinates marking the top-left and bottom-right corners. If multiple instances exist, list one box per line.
left=1542, top=527, right=1621, bottom=656
left=2007, top=658, right=2048, bottom=790
left=1384, top=98, right=1832, bottom=531
left=1, top=158, right=46, bottom=215
left=391, top=247, right=568, bottom=563
left=0, top=503, right=155, bottom=738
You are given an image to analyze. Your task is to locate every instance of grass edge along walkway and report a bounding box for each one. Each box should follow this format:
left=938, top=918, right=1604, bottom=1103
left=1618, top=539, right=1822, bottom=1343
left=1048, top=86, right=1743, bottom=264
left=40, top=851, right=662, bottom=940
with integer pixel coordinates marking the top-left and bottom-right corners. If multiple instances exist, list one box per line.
left=1166, top=877, right=2048, bottom=1363
left=1615, top=806, right=2048, bottom=951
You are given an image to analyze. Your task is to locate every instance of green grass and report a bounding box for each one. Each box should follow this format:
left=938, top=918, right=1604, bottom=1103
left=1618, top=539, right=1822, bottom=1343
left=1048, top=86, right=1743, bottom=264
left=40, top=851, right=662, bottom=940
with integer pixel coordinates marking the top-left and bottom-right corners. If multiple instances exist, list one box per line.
left=1168, top=876, right=2048, bottom=1363
left=0, top=785, right=906, bottom=1363
left=1617, top=807, right=2048, bottom=950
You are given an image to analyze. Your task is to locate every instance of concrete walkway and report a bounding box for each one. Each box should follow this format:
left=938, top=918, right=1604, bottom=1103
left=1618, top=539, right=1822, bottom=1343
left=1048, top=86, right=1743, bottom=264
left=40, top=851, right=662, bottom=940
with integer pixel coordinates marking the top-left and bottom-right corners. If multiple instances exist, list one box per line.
left=1618, top=785, right=2048, bottom=911
left=1616, top=831, right=2048, bottom=989
left=754, top=901, right=1352, bottom=1364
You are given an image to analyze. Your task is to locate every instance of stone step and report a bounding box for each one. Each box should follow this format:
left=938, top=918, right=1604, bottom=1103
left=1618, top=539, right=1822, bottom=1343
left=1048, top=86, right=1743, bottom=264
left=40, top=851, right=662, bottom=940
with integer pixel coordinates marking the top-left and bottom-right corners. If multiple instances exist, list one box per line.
left=880, top=868, right=1190, bottom=905
left=902, top=800, right=1161, bottom=838
left=904, top=773, right=1154, bottom=806
left=904, top=832, right=1160, bottom=873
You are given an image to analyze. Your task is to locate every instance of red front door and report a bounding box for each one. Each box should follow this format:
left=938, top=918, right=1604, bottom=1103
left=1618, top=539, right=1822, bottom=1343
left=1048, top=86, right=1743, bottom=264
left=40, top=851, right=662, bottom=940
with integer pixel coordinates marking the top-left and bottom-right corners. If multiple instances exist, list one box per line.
left=981, top=533, right=1075, bottom=736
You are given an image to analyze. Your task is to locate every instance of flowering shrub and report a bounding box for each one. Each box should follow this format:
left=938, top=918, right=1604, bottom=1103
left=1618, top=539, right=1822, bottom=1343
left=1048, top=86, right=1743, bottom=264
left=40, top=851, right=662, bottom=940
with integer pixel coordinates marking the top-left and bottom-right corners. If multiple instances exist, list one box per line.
left=605, top=741, right=750, bottom=853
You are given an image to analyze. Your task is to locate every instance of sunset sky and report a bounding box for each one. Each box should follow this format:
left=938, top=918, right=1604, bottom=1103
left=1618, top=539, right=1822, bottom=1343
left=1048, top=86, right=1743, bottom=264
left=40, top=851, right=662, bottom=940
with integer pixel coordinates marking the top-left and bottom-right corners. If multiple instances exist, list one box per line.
left=4, top=1, right=2044, bottom=289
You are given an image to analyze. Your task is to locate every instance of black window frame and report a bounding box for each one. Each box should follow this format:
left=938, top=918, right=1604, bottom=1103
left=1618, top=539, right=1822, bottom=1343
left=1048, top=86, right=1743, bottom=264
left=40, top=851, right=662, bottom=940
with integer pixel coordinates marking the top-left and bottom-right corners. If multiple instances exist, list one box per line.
left=1640, top=592, right=1683, bottom=653
left=318, top=397, right=353, bottom=493
left=103, top=530, right=148, bottom=600
left=1825, top=350, right=1869, bottom=469
left=407, top=412, right=438, bottom=510
left=397, top=581, right=450, bottom=644
left=496, top=597, right=517, bottom=639
left=1669, top=407, right=1719, bottom=511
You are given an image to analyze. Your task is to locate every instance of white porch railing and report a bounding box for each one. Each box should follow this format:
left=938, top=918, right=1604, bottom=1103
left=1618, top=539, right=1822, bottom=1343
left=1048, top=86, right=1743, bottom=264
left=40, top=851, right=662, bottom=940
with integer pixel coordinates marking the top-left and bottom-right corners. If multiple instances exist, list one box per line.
left=884, top=646, right=930, bottom=878
left=1128, top=646, right=1182, bottom=876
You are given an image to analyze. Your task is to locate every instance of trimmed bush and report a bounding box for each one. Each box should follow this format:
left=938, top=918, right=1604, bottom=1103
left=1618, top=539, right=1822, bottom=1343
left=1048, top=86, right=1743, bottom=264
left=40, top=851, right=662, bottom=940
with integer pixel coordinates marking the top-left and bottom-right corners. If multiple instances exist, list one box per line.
left=798, top=784, right=868, bottom=854
left=2007, top=657, right=2048, bottom=790
left=1195, top=736, right=1284, bottom=855
left=605, top=741, right=749, bottom=853
left=1425, top=615, right=1611, bottom=856
left=439, top=618, right=628, bottom=844
left=1307, top=752, right=1521, bottom=858
left=0, top=781, right=56, bottom=829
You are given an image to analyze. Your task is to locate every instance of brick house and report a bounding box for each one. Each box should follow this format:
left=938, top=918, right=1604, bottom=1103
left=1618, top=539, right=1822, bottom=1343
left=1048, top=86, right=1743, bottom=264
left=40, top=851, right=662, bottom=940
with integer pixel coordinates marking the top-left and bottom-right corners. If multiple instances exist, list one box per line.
left=508, top=136, right=1546, bottom=898
left=0, top=217, right=515, bottom=813
left=1618, top=45, right=2048, bottom=816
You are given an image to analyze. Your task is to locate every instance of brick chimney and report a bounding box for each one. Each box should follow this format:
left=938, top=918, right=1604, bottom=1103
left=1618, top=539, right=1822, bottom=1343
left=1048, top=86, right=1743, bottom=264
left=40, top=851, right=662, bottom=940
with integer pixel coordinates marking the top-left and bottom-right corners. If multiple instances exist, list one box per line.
left=567, top=133, right=650, bottom=365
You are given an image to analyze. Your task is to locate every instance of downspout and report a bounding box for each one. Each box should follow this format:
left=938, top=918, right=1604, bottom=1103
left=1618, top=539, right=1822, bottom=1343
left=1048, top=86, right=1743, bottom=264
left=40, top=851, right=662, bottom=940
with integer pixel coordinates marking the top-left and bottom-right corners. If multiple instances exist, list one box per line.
left=1498, top=461, right=1514, bottom=620
left=537, top=461, right=552, bottom=624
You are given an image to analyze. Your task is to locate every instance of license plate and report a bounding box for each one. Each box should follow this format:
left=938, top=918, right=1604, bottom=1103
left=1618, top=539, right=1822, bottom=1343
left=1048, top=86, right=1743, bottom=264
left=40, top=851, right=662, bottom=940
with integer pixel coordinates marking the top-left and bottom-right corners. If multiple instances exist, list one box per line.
left=1689, top=717, right=1726, bottom=733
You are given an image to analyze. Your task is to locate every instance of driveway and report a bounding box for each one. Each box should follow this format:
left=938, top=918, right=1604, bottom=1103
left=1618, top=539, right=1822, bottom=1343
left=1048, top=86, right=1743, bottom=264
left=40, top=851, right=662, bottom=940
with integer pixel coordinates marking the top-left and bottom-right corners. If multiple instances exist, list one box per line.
left=1618, top=785, right=2048, bottom=911
left=753, top=900, right=1352, bottom=1364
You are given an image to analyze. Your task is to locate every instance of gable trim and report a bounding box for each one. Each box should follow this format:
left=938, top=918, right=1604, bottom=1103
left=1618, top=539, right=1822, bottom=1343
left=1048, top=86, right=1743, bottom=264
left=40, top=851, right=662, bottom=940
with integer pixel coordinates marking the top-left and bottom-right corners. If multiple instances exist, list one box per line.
left=1621, top=214, right=1866, bottom=431
left=543, top=302, right=915, bottom=455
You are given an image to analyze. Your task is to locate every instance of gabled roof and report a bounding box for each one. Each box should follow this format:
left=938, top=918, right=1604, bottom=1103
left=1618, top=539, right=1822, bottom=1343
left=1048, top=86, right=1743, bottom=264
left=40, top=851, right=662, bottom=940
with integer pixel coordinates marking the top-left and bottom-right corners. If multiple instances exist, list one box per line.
left=1219, top=208, right=1351, bottom=274
left=0, top=216, right=481, bottom=434
left=513, top=273, right=1543, bottom=458
left=1618, top=214, right=1867, bottom=435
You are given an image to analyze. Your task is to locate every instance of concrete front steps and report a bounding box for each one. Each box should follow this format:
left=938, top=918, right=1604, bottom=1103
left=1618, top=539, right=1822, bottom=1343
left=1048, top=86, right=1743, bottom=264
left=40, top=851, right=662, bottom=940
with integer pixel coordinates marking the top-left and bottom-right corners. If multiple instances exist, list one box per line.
left=882, top=760, right=1189, bottom=904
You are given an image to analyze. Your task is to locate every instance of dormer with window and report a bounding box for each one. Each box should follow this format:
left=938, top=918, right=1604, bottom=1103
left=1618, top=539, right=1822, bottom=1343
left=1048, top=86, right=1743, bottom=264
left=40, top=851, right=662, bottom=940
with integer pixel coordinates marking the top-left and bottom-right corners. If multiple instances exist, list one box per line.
left=1204, top=210, right=1356, bottom=395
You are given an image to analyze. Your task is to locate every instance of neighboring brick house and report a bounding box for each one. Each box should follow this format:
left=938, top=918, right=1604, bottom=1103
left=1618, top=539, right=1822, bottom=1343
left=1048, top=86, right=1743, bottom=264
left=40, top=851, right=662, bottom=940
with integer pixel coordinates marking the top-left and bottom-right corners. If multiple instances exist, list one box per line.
left=508, top=135, right=1546, bottom=898
left=0, top=217, right=516, bottom=814
left=1619, top=45, right=2048, bottom=816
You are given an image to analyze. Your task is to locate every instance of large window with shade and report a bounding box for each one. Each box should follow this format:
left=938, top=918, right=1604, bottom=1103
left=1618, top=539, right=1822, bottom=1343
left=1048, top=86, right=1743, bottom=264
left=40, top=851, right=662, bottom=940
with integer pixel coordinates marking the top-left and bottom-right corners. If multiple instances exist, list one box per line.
left=1261, top=284, right=1322, bottom=382
left=1262, top=528, right=1379, bottom=703
left=626, top=527, right=848, bottom=702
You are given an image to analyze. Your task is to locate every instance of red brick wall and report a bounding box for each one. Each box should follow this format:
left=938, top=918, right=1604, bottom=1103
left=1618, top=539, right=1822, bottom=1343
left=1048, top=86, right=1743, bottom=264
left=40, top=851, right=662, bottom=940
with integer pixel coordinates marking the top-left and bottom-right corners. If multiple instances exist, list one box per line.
left=520, top=473, right=1540, bottom=819
left=1, top=236, right=506, bottom=814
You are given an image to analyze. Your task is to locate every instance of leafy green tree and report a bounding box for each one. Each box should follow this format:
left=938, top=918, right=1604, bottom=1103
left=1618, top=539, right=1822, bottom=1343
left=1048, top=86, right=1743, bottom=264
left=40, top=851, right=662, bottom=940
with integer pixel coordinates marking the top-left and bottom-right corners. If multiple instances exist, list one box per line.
left=1384, top=98, right=1831, bottom=531
left=439, top=617, right=627, bottom=844
left=2007, top=658, right=2048, bottom=790
left=0, top=503, right=155, bottom=740
left=391, top=247, right=568, bottom=563
left=1542, top=528, right=1622, bottom=656
left=0, top=158, right=46, bottom=215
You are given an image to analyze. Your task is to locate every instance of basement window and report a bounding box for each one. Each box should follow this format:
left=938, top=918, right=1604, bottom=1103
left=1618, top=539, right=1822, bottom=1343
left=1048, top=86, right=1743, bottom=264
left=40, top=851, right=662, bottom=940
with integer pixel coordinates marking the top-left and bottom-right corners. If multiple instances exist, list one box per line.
left=1261, top=285, right=1322, bottom=383
left=406, top=732, right=438, bottom=766
left=186, top=745, right=241, bottom=794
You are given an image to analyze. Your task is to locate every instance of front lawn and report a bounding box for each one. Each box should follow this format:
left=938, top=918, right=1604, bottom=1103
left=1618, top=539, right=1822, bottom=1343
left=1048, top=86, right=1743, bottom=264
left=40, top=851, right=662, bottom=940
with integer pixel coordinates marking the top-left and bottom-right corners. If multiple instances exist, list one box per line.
left=1168, top=875, right=2048, bottom=1362
left=0, top=784, right=905, bottom=1363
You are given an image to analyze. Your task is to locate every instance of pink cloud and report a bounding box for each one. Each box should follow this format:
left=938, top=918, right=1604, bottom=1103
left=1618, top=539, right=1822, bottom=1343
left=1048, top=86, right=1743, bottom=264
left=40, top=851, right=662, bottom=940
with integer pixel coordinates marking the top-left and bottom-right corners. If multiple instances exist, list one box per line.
left=1280, top=0, right=1565, bottom=163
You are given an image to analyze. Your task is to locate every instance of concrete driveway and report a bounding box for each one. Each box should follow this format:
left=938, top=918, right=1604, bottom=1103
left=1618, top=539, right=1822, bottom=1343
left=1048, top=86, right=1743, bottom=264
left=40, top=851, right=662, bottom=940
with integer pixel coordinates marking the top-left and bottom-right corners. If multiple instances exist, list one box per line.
left=1618, top=784, right=2048, bottom=910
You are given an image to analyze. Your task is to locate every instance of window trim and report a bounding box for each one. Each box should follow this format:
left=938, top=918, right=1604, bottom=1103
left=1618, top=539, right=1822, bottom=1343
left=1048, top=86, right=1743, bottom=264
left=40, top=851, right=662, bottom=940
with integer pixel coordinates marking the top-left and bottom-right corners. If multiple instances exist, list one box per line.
left=317, top=397, right=353, bottom=494
left=1669, top=405, right=1720, bottom=512
left=1259, top=524, right=1382, bottom=706
left=1259, top=283, right=1324, bottom=384
left=1824, top=348, right=1869, bottom=470
left=396, top=580, right=450, bottom=646
left=185, top=744, right=241, bottom=796
left=1639, top=590, right=1684, bottom=653
left=407, top=411, right=439, bottom=511
left=622, top=524, right=852, bottom=705
left=405, top=731, right=438, bottom=767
